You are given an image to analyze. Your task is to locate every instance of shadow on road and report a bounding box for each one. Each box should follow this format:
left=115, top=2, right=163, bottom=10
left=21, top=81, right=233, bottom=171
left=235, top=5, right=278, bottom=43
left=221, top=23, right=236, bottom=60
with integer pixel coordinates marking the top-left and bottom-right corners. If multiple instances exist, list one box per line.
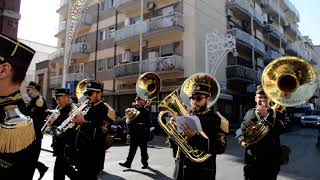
left=99, top=171, right=126, bottom=180
left=123, top=167, right=172, bottom=180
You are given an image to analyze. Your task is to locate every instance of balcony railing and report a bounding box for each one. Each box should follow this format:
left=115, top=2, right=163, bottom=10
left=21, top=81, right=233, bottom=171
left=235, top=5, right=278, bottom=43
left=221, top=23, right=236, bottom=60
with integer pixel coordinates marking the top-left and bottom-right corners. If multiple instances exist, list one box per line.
left=79, top=14, right=93, bottom=28
left=286, top=42, right=309, bottom=60
left=66, top=73, right=85, bottom=82
left=50, top=75, right=63, bottom=88
left=49, top=48, right=64, bottom=60
left=227, top=0, right=266, bottom=26
left=114, top=12, right=183, bottom=42
left=113, top=0, right=155, bottom=12
left=57, top=0, right=68, bottom=14
left=228, top=28, right=265, bottom=55
left=71, top=43, right=90, bottom=58
left=285, top=23, right=301, bottom=37
left=265, top=49, right=281, bottom=60
left=113, top=55, right=184, bottom=78
left=259, top=0, right=287, bottom=24
left=226, top=65, right=256, bottom=82
left=264, top=24, right=288, bottom=45
left=55, top=21, right=66, bottom=38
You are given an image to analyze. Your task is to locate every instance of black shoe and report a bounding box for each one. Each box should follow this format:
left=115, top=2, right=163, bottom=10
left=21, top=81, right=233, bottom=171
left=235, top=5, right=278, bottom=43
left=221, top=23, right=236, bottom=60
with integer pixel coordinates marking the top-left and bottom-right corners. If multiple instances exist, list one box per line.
left=38, top=165, right=49, bottom=180
left=119, top=162, right=131, bottom=168
left=141, top=164, right=148, bottom=169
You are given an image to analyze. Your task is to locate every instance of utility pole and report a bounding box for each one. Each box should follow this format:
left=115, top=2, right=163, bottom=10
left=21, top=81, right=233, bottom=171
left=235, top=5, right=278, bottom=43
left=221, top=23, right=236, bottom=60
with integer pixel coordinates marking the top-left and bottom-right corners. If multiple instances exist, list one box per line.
left=139, top=0, right=144, bottom=76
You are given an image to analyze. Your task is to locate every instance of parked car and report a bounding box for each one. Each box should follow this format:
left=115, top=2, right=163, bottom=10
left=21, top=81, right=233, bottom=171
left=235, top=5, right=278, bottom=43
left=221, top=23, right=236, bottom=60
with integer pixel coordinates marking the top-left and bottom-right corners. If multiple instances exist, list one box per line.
left=300, top=110, right=320, bottom=127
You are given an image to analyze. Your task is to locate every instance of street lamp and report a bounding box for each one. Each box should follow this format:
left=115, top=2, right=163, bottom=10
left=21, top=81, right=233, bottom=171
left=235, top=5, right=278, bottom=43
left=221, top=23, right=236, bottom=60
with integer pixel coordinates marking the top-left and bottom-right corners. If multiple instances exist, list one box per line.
left=205, top=31, right=237, bottom=76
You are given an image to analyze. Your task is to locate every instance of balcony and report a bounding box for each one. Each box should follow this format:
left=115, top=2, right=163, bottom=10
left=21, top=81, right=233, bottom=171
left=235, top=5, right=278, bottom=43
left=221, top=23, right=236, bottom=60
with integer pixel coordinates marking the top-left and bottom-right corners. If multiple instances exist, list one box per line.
left=264, top=49, right=281, bottom=60
left=286, top=42, right=309, bottom=60
left=227, top=0, right=266, bottom=27
left=66, top=73, right=87, bottom=82
left=226, top=65, right=256, bottom=83
left=114, top=12, right=184, bottom=43
left=227, top=28, right=265, bottom=55
left=259, top=0, right=287, bottom=24
left=113, top=55, right=184, bottom=79
left=264, top=24, right=288, bottom=45
left=56, top=0, right=68, bottom=15
left=55, top=21, right=67, bottom=38
left=49, top=48, right=64, bottom=60
left=113, top=0, right=155, bottom=13
left=71, top=43, right=90, bottom=59
left=79, top=14, right=93, bottom=31
left=283, top=0, right=300, bottom=21
left=284, top=23, right=301, bottom=37
left=50, top=75, right=63, bottom=88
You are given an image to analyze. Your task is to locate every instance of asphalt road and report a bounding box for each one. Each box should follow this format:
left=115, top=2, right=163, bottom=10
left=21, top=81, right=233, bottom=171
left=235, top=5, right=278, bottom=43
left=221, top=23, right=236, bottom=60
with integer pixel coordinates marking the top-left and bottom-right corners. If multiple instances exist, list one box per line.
left=35, top=126, right=320, bottom=180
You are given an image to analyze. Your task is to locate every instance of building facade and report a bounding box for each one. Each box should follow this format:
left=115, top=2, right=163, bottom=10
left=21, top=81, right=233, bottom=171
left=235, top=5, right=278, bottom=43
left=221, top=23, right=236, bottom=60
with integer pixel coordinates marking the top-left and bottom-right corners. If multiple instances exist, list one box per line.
left=40, top=0, right=319, bottom=127
left=0, top=0, right=21, bottom=39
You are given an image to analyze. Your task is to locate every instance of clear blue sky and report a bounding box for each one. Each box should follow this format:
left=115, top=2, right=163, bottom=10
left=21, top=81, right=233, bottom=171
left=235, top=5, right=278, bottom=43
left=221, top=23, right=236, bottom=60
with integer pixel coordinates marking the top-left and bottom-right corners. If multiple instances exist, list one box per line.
left=17, top=0, right=319, bottom=46
left=290, top=0, right=320, bottom=45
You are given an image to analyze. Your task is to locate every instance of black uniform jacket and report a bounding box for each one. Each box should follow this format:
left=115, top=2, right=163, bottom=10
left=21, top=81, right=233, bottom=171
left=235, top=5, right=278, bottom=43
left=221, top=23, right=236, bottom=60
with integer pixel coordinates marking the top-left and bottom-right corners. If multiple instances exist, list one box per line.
left=27, top=96, right=48, bottom=139
left=174, top=107, right=226, bottom=180
left=127, top=105, right=151, bottom=142
left=242, top=108, right=285, bottom=170
left=0, top=91, right=37, bottom=180
left=52, top=103, right=77, bottom=156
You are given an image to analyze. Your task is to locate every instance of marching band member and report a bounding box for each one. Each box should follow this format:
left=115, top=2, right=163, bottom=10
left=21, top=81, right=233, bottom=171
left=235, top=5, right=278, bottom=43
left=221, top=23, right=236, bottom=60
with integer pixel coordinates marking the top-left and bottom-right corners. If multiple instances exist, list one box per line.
left=73, top=80, right=113, bottom=180
left=119, top=96, right=151, bottom=169
left=26, top=81, right=48, bottom=179
left=0, top=33, right=37, bottom=179
left=50, top=88, right=78, bottom=180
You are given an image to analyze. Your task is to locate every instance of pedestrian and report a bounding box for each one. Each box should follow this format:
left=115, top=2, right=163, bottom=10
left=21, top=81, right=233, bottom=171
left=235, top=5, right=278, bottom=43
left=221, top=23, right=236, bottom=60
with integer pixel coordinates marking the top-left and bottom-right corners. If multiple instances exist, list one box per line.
left=119, top=96, right=151, bottom=169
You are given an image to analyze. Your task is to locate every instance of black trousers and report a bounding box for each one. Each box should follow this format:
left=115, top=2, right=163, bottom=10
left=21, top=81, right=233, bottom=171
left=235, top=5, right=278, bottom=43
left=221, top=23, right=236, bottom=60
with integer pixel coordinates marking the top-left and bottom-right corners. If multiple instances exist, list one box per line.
left=244, top=164, right=279, bottom=180
left=54, top=155, right=78, bottom=180
left=126, top=140, right=148, bottom=165
left=32, top=139, right=47, bottom=176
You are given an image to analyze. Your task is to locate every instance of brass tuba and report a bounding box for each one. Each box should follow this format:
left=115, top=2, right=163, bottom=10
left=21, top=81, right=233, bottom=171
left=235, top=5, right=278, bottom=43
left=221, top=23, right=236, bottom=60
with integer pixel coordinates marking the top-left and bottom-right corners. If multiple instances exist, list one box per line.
left=124, top=72, right=161, bottom=123
left=237, top=56, right=318, bottom=147
left=158, top=73, right=220, bottom=163
left=53, top=79, right=90, bottom=136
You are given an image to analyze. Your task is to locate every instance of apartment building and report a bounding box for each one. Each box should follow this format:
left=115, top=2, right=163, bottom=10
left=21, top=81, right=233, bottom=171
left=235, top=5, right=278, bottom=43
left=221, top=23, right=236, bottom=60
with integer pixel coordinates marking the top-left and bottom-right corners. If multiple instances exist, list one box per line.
left=0, top=0, right=21, bottom=39
left=41, top=0, right=319, bottom=126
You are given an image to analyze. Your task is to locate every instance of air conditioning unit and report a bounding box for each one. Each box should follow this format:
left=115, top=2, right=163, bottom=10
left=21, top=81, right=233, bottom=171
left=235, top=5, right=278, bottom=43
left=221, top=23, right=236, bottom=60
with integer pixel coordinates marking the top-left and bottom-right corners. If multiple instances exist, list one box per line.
left=122, top=50, right=131, bottom=63
left=148, top=51, right=159, bottom=59
left=124, top=17, right=130, bottom=27
left=146, top=2, right=156, bottom=11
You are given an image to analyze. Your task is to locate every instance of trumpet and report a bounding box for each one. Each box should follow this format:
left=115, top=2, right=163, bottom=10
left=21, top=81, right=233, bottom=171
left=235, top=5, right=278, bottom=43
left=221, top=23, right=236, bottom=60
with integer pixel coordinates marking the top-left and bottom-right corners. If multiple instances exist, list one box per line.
left=53, top=79, right=90, bottom=136
left=53, top=100, right=89, bottom=136
left=41, top=105, right=60, bottom=134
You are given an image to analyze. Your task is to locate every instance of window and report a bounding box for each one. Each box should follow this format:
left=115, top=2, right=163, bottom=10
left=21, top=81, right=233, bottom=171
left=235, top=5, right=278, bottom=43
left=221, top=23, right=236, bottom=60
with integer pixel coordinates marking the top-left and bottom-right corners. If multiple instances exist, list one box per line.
left=97, top=59, right=106, bottom=72
left=160, top=44, right=174, bottom=57
left=106, top=25, right=115, bottom=39
left=106, top=57, right=114, bottom=70
left=74, top=63, right=84, bottom=73
left=98, top=29, right=106, bottom=41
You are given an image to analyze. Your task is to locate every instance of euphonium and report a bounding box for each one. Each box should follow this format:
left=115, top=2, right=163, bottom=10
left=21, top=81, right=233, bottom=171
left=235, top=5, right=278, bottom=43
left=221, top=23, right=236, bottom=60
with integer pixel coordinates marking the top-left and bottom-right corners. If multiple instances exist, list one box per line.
left=41, top=105, right=60, bottom=134
left=53, top=79, right=90, bottom=136
left=158, top=73, right=220, bottom=163
left=124, top=72, right=161, bottom=123
left=237, top=56, right=318, bottom=147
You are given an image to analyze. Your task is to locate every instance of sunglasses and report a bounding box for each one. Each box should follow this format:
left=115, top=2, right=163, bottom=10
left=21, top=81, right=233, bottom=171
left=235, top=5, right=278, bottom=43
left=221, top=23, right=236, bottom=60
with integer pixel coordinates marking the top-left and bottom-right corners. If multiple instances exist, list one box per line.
left=84, top=91, right=94, bottom=97
left=189, top=95, right=207, bottom=102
